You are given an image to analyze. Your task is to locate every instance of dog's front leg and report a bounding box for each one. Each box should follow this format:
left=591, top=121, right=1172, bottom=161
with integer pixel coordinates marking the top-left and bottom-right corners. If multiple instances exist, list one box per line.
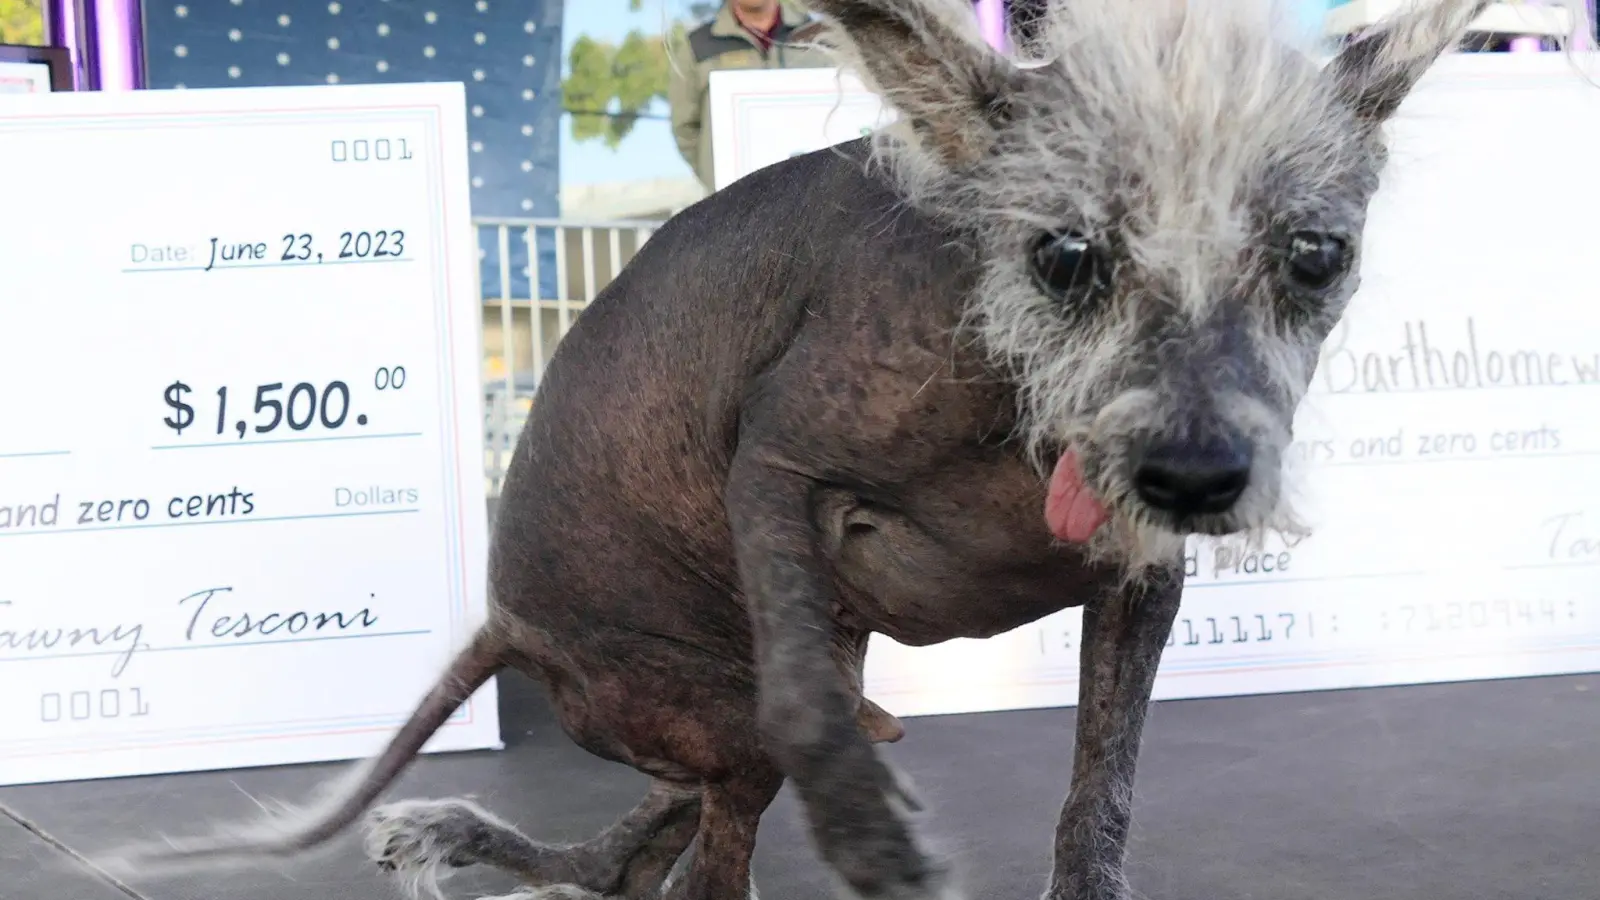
left=727, top=450, right=954, bottom=900
left=1045, top=565, right=1184, bottom=900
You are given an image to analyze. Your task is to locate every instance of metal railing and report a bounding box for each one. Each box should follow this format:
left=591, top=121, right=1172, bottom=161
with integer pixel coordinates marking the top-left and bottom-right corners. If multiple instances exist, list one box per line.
left=476, top=217, right=662, bottom=493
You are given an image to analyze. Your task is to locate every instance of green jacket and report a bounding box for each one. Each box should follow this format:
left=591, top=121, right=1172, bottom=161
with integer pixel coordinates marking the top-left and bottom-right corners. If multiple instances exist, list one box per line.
left=668, top=2, right=833, bottom=191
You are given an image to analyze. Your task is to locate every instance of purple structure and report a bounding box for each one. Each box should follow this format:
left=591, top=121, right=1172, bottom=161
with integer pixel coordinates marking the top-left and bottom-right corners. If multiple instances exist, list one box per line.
left=1503, top=0, right=1595, bottom=51
left=976, top=0, right=1007, bottom=51
left=43, top=0, right=82, bottom=87
left=45, top=0, right=147, bottom=90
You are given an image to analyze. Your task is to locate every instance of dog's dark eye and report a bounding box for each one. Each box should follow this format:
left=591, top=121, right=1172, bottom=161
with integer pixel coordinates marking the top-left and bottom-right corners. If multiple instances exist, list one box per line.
left=1284, top=230, right=1349, bottom=291
left=1028, top=230, right=1110, bottom=302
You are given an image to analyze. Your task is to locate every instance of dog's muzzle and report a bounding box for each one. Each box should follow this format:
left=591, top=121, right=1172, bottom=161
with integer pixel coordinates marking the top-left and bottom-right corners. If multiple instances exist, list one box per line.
left=1130, top=435, right=1253, bottom=520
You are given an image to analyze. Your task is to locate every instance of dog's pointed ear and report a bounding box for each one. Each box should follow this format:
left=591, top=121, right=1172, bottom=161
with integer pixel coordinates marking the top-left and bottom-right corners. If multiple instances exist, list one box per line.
left=1320, top=0, right=1491, bottom=127
left=804, top=0, right=1022, bottom=167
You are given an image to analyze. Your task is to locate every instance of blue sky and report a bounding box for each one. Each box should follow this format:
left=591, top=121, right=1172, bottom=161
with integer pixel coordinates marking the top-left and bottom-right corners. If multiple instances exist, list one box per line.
left=557, top=0, right=1334, bottom=187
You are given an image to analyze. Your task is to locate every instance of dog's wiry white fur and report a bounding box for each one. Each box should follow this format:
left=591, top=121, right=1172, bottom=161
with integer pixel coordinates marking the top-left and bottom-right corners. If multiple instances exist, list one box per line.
left=95, top=753, right=390, bottom=880
left=806, top=0, right=1591, bottom=575
left=362, top=797, right=524, bottom=900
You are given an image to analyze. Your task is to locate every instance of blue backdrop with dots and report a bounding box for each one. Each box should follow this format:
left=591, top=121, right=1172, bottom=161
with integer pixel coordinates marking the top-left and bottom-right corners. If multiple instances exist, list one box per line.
left=146, top=0, right=563, bottom=299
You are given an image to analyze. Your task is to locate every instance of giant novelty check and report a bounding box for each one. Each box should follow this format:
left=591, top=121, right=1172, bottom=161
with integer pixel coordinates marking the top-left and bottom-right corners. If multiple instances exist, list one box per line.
left=713, top=53, right=1600, bottom=717
left=0, top=83, right=499, bottom=785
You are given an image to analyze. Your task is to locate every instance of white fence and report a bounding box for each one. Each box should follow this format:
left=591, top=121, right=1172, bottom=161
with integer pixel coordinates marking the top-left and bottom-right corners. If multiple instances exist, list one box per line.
left=477, top=217, right=662, bottom=494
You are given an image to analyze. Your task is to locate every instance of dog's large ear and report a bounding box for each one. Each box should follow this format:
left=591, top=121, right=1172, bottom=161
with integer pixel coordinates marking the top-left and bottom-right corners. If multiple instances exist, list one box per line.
left=1320, top=0, right=1491, bottom=127
left=805, top=0, right=1021, bottom=167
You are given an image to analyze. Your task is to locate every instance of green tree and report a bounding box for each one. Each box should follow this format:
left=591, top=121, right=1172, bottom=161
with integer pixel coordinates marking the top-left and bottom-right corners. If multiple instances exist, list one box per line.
left=560, top=0, right=743, bottom=150
left=560, top=23, right=685, bottom=149
left=0, top=0, right=44, bottom=45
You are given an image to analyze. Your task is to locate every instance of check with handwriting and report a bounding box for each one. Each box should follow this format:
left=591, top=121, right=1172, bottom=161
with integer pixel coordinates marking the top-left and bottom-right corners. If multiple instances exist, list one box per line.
left=0, top=83, right=496, bottom=786
left=857, top=54, right=1600, bottom=718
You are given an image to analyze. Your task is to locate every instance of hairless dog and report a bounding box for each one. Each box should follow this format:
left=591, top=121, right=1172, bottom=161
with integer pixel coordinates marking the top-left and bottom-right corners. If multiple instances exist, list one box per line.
left=106, top=1, right=1547, bottom=898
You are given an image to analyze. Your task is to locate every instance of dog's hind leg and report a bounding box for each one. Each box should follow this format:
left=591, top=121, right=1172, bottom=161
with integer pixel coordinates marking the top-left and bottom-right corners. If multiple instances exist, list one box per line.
left=604, top=785, right=705, bottom=899
left=365, top=780, right=702, bottom=899
left=661, top=771, right=783, bottom=900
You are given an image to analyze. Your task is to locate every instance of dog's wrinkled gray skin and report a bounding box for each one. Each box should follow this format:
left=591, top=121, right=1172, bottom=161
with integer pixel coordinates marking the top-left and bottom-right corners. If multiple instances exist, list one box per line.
left=102, top=1, right=1534, bottom=898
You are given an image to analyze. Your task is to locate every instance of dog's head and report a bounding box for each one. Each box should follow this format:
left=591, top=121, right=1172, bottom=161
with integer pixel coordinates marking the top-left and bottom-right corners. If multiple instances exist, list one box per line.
left=807, top=0, right=1525, bottom=569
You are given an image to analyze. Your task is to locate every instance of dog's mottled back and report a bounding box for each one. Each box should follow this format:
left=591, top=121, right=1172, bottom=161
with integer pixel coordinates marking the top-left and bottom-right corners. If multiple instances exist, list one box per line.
left=94, top=4, right=1595, bottom=900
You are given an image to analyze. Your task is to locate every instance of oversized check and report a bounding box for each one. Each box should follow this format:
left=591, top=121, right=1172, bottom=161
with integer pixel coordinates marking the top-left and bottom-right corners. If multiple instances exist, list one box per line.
left=0, top=60, right=54, bottom=95
left=708, top=66, right=895, bottom=191
left=708, top=54, right=1600, bottom=717
left=0, top=83, right=499, bottom=786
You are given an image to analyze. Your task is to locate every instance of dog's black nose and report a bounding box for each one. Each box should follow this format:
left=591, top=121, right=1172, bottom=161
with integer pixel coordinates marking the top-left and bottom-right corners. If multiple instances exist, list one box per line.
left=1134, top=442, right=1252, bottom=517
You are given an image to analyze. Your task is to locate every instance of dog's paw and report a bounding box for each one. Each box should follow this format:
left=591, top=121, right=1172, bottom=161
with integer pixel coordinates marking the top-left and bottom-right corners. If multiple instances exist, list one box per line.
left=364, top=797, right=498, bottom=895
left=811, top=779, right=964, bottom=900
left=837, top=859, right=966, bottom=900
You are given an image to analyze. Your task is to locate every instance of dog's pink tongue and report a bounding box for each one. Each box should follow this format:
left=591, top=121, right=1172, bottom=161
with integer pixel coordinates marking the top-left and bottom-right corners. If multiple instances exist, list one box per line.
left=1046, top=451, right=1108, bottom=543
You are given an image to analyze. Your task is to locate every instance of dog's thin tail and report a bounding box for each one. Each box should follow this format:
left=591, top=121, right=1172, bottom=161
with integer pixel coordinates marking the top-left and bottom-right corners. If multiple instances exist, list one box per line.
left=99, top=625, right=507, bottom=877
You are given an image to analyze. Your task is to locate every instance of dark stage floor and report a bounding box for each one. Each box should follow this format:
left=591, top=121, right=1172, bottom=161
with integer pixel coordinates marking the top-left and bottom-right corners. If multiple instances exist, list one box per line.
left=3, top=667, right=1596, bottom=900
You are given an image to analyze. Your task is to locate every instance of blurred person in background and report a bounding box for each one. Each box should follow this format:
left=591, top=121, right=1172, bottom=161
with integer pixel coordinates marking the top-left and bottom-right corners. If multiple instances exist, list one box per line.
left=668, top=0, right=830, bottom=192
